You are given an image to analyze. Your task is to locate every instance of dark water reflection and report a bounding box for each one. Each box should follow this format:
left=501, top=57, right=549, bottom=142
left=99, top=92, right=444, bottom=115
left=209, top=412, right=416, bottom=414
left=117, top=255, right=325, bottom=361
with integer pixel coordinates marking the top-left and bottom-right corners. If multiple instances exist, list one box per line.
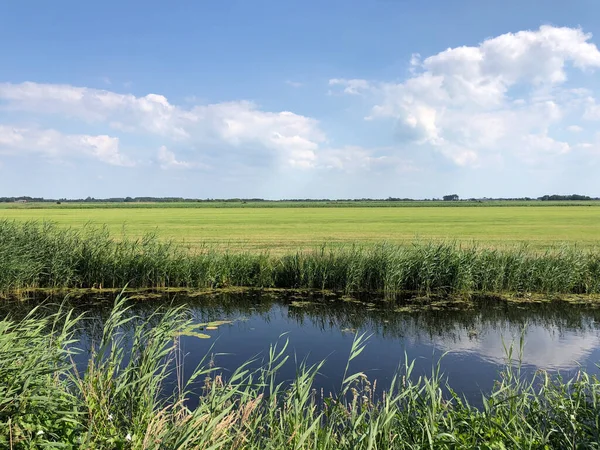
left=4, top=290, right=600, bottom=405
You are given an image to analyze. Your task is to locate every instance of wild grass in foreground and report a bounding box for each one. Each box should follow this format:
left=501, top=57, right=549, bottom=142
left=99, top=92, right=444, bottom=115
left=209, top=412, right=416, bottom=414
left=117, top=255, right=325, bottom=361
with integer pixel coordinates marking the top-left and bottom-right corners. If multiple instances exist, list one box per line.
left=1, top=294, right=600, bottom=449
left=2, top=220, right=600, bottom=296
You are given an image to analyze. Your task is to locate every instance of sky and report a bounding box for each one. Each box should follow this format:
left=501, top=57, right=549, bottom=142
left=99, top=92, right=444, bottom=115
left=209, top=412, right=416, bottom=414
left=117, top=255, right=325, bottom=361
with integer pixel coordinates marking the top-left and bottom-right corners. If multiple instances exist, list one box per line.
left=2, top=0, right=600, bottom=199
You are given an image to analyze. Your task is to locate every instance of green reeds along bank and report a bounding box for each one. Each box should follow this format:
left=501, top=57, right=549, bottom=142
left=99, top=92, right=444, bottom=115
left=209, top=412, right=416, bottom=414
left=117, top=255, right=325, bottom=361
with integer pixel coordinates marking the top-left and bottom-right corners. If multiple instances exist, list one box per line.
left=2, top=220, right=600, bottom=295
left=1, top=294, right=600, bottom=449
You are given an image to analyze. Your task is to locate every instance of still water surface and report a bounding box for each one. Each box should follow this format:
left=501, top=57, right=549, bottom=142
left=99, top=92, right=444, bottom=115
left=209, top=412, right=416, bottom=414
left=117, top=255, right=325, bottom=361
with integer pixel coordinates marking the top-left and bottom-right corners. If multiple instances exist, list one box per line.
left=9, top=290, right=600, bottom=405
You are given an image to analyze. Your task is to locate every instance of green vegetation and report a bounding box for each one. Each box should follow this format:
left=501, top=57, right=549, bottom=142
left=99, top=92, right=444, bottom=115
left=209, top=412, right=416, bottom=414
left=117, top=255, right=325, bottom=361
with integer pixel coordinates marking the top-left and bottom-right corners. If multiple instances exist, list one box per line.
left=1, top=203, right=600, bottom=251
left=2, top=220, right=600, bottom=296
left=1, top=192, right=598, bottom=205
left=5, top=202, right=599, bottom=447
left=3, top=294, right=600, bottom=449
left=3, top=200, right=600, bottom=209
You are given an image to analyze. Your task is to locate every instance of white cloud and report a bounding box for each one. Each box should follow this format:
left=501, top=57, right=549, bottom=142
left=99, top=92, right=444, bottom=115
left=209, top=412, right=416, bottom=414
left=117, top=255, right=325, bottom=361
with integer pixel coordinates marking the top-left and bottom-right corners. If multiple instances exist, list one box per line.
left=0, top=82, right=346, bottom=171
left=573, top=134, right=600, bottom=155
left=0, top=81, right=404, bottom=174
left=3, top=25, right=600, bottom=185
left=196, top=101, right=326, bottom=168
left=434, top=323, right=600, bottom=370
left=577, top=142, right=595, bottom=149
left=329, top=78, right=371, bottom=95
left=355, top=26, right=600, bottom=166
left=0, top=82, right=189, bottom=139
left=583, top=97, right=600, bottom=120
left=157, top=146, right=197, bottom=169
left=518, top=133, right=571, bottom=165
left=409, top=53, right=421, bottom=73
left=0, top=125, right=131, bottom=166
left=80, top=135, right=131, bottom=166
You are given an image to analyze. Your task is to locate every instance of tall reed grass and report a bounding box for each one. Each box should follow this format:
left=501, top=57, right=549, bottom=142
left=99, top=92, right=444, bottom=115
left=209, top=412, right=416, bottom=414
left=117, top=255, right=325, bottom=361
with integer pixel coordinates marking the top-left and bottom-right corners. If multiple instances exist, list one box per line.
left=1, top=293, right=600, bottom=448
left=2, top=220, right=600, bottom=296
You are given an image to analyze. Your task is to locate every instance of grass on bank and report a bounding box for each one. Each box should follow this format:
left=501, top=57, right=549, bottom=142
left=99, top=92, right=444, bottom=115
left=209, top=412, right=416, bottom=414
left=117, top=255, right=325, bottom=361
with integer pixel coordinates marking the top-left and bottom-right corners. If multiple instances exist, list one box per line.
left=2, top=220, right=600, bottom=296
left=2, top=293, right=600, bottom=449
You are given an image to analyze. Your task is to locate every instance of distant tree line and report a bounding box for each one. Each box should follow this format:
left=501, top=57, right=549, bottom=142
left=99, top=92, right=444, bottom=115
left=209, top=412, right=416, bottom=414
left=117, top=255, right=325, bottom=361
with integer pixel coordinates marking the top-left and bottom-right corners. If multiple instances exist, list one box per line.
left=441, top=194, right=600, bottom=202
left=0, top=196, right=267, bottom=203
left=538, top=194, right=595, bottom=201
left=1, top=194, right=599, bottom=203
left=443, top=194, right=459, bottom=201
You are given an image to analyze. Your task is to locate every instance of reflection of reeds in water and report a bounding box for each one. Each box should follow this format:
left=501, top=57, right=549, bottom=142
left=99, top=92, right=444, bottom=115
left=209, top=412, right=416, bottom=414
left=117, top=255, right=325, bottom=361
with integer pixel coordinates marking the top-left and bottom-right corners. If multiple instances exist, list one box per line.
left=2, top=293, right=600, bottom=448
left=4, top=290, right=600, bottom=350
left=2, top=220, right=600, bottom=295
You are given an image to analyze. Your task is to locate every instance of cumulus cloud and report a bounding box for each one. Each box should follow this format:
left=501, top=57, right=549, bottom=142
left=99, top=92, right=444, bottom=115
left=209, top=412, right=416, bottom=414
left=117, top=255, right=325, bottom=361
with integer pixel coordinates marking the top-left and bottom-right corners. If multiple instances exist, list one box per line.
left=0, top=125, right=131, bottom=166
left=157, top=146, right=197, bottom=169
left=3, top=25, right=600, bottom=180
left=0, top=82, right=341, bottom=170
left=0, top=82, right=190, bottom=139
left=353, top=26, right=600, bottom=166
left=197, top=101, right=326, bottom=168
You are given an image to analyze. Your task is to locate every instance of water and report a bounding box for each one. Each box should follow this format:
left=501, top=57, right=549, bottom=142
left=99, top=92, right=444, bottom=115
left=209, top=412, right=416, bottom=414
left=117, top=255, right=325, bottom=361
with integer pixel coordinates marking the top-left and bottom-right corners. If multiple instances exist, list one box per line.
left=6, top=290, right=600, bottom=406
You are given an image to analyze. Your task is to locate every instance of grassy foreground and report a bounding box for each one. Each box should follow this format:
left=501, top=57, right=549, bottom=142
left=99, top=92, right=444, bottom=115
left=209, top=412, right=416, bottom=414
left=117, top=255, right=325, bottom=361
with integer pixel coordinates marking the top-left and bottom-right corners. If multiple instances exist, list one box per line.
left=2, top=294, right=600, bottom=449
left=1, top=203, right=600, bottom=251
left=2, top=221, right=600, bottom=296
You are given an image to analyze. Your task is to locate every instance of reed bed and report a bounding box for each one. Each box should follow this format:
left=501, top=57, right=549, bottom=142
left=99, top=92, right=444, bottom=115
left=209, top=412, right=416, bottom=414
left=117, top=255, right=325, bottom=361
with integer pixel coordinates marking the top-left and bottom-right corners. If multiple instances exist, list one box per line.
left=1, top=293, right=600, bottom=449
left=2, top=220, right=600, bottom=296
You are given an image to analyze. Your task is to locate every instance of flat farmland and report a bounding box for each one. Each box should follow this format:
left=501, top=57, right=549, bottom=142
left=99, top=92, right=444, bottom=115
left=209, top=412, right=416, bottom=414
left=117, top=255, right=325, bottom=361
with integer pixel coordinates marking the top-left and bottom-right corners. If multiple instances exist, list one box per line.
left=1, top=203, right=599, bottom=252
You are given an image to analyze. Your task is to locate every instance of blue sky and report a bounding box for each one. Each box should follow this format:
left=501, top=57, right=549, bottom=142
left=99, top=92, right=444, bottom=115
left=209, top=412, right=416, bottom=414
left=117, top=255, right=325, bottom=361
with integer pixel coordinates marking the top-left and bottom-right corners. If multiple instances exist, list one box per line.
left=2, top=0, right=600, bottom=199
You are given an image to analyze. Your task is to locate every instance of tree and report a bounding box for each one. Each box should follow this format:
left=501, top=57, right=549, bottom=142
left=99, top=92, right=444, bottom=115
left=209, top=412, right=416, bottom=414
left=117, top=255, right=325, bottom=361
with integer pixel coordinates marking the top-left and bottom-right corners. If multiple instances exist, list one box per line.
left=443, top=194, right=459, bottom=201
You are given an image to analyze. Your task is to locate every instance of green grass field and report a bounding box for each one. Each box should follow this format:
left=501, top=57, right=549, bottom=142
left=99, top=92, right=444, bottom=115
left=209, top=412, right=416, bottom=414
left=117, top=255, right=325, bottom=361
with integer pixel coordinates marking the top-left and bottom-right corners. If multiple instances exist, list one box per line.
left=1, top=202, right=600, bottom=251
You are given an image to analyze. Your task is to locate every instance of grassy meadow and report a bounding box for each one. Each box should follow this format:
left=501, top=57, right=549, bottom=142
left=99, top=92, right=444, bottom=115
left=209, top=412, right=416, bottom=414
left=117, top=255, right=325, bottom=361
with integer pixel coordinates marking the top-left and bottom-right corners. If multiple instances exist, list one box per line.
left=1, top=202, right=600, bottom=252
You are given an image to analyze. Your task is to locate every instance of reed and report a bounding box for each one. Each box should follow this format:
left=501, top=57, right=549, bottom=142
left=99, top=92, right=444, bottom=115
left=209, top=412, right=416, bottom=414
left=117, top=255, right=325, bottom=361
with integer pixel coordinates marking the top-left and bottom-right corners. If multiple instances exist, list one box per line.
left=1, top=294, right=600, bottom=448
left=2, top=220, right=600, bottom=296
